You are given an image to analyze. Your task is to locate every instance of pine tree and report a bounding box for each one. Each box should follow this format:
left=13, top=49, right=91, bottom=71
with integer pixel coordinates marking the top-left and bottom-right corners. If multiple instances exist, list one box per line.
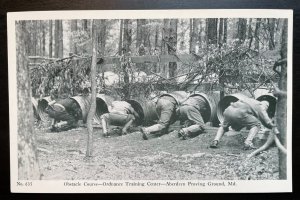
left=16, top=21, right=41, bottom=180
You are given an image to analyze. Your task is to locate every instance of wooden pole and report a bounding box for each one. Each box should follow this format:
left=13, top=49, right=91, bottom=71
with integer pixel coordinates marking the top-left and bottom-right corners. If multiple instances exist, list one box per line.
left=85, top=19, right=97, bottom=157
left=28, top=53, right=204, bottom=70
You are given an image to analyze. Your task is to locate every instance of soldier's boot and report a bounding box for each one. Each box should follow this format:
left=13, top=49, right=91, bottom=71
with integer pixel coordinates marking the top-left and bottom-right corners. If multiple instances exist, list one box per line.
left=141, top=124, right=164, bottom=140
left=244, top=126, right=259, bottom=150
left=50, top=125, right=58, bottom=132
left=54, top=121, right=70, bottom=132
left=178, top=129, right=189, bottom=140
left=180, top=124, right=204, bottom=139
left=210, top=140, right=219, bottom=148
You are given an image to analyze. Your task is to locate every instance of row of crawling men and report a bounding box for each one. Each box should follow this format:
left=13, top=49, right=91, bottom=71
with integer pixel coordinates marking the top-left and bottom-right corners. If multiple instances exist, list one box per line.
left=140, top=92, right=207, bottom=140
left=45, top=91, right=275, bottom=150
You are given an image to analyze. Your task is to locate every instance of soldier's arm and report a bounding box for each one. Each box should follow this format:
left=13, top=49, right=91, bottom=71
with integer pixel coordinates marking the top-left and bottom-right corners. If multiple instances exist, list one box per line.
left=48, top=100, right=56, bottom=106
left=122, top=117, right=134, bottom=135
left=212, top=126, right=227, bottom=142
left=260, top=108, right=275, bottom=129
left=175, top=106, right=181, bottom=117
left=128, top=106, right=139, bottom=119
left=132, top=109, right=139, bottom=119
left=46, top=100, right=56, bottom=112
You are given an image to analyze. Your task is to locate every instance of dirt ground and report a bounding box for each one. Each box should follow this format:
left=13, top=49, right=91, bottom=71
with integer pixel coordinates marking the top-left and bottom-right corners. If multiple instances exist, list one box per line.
left=35, top=122, right=279, bottom=180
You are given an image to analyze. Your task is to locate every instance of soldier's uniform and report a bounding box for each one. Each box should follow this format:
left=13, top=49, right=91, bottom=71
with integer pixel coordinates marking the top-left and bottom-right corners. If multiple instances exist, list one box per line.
left=100, top=101, right=137, bottom=136
left=222, top=100, right=273, bottom=131
left=177, top=95, right=207, bottom=139
left=46, top=98, right=82, bottom=132
left=141, top=91, right=187, bottom=140
left=210, top=98, right=274, bottom=150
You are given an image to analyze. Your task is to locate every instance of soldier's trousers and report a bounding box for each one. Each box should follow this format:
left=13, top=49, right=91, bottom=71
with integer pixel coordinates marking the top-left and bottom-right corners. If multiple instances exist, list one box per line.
left=179, top=105, right=205, bottom=134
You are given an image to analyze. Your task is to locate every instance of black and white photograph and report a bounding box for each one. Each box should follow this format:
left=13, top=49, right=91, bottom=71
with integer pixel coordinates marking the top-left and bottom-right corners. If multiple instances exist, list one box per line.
left=8, top=10, right=293, bottom=193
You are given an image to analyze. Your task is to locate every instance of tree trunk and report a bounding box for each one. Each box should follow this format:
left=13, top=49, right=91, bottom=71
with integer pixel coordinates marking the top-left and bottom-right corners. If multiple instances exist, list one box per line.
left=25, top=23, right=32, bottom=56
left=144, top=20, right=151, bottom=49
left=162, top=19, right=170, bottom=77
left=275, top=19, right=282, bottom=47
left=99, top=19, right=107, bottom=56
left=218, top=18, right=223, bottom=48
left=154, top=22, right=159, bottom=50
left=190, top=19, right=199, bottom=53
left=207, top=18, right=218, bottom=45
left=136, top=19, right=142, bottom=49
left=136, top=19, right=144, bottom=70
left=123, top=19, right=132, bottom=53
left=237, top=18, right=247, bottom=43
left=198, top=19, right=203, bottom=47
left=86, top=19, right=98, bottom=157
left=80, top=20, right=89, bottom=54
left=248, top=18, right=253, bottom=39
left=32, top=21, right=37, bottom=56
left=248, top=18, right=253, bottom=48
left=205, top=19, right=208, bottom=46
left=70, top=20, right=78, bottom=54
left=122, top=19, right=132, bottom=99
left=277, top=18, right=287, bottom=179
left=83, top=19, right=88, bottom=31
left=58, top=21, right=63, bottom=58
left=254, top=18, right=261, bottom=52
left=41, top=21, right=45, bottom=56
left=189, top=19, right=193, bottom=52
left=268, top=18, right=276, bottom=50
left=16, top=21, right=41, bottom=180
left=218, top=18, right=225, bottom=99
left=54, top=20, right=59, bottom=58
left=49, top=20, right=53, bottom=58
left=168, top=19, right=178, bottom=78
left=70, top=20, right=78, bottom=96
left=154, top=21, right=160, bottom=73
left=54, top=20, right=63, bottom=58
left=223, top=18, right=227, bottom=44
left=118, top=19, right=123, bottom=55
left=136, top=19, right=149, bottom=49
left=38, top=21, right=42, bottom=56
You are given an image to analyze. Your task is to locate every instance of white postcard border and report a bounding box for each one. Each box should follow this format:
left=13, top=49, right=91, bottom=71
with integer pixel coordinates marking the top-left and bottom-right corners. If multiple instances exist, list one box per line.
left=8, top=9, right=293, bottom=193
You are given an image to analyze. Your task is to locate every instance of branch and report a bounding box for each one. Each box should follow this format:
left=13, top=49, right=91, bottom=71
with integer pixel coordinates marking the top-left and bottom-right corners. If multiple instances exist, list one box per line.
left=272, top=83, right=287, bottom=97
left=28, top=56, right=57, bottom=60
left=274, top=135, right=287, bottom=155
left=247, top=133, right=274, bottom=158
left=247, top=127, right=287, bottom=158
left=273, top=58, right=287, bottom=75
left=149, top=71, right=169, bottom=81
left=150, top=68, right=206, bottom=83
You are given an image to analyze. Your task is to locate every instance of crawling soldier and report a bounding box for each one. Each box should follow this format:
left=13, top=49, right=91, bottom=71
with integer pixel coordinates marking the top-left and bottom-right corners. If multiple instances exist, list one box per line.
left=210, top=98, right=275, bottom=150
left=46, top=98, right=82, bottom=132
left=140, top=91, right=187, bottom=140
left=100, top=101, right=139, bottom=137
left=176, top=94, right=207, bottom=140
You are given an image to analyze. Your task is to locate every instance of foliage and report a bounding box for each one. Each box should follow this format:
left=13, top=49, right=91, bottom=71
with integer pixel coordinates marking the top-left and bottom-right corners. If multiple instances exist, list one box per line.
left=29, top=18, right=283, bottom=99
left=176, top=38, right=280, bottom=95
left=30, top=57, right=92, bottom=98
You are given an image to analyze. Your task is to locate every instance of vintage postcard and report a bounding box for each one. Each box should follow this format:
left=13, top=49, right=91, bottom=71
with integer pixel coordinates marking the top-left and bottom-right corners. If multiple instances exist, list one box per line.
left=8, top=9, right=293, bottom=193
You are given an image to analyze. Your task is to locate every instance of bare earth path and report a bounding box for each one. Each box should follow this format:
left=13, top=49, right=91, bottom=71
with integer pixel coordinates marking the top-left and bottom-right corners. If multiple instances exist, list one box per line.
left=35, top=126, right=279, bottom=180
